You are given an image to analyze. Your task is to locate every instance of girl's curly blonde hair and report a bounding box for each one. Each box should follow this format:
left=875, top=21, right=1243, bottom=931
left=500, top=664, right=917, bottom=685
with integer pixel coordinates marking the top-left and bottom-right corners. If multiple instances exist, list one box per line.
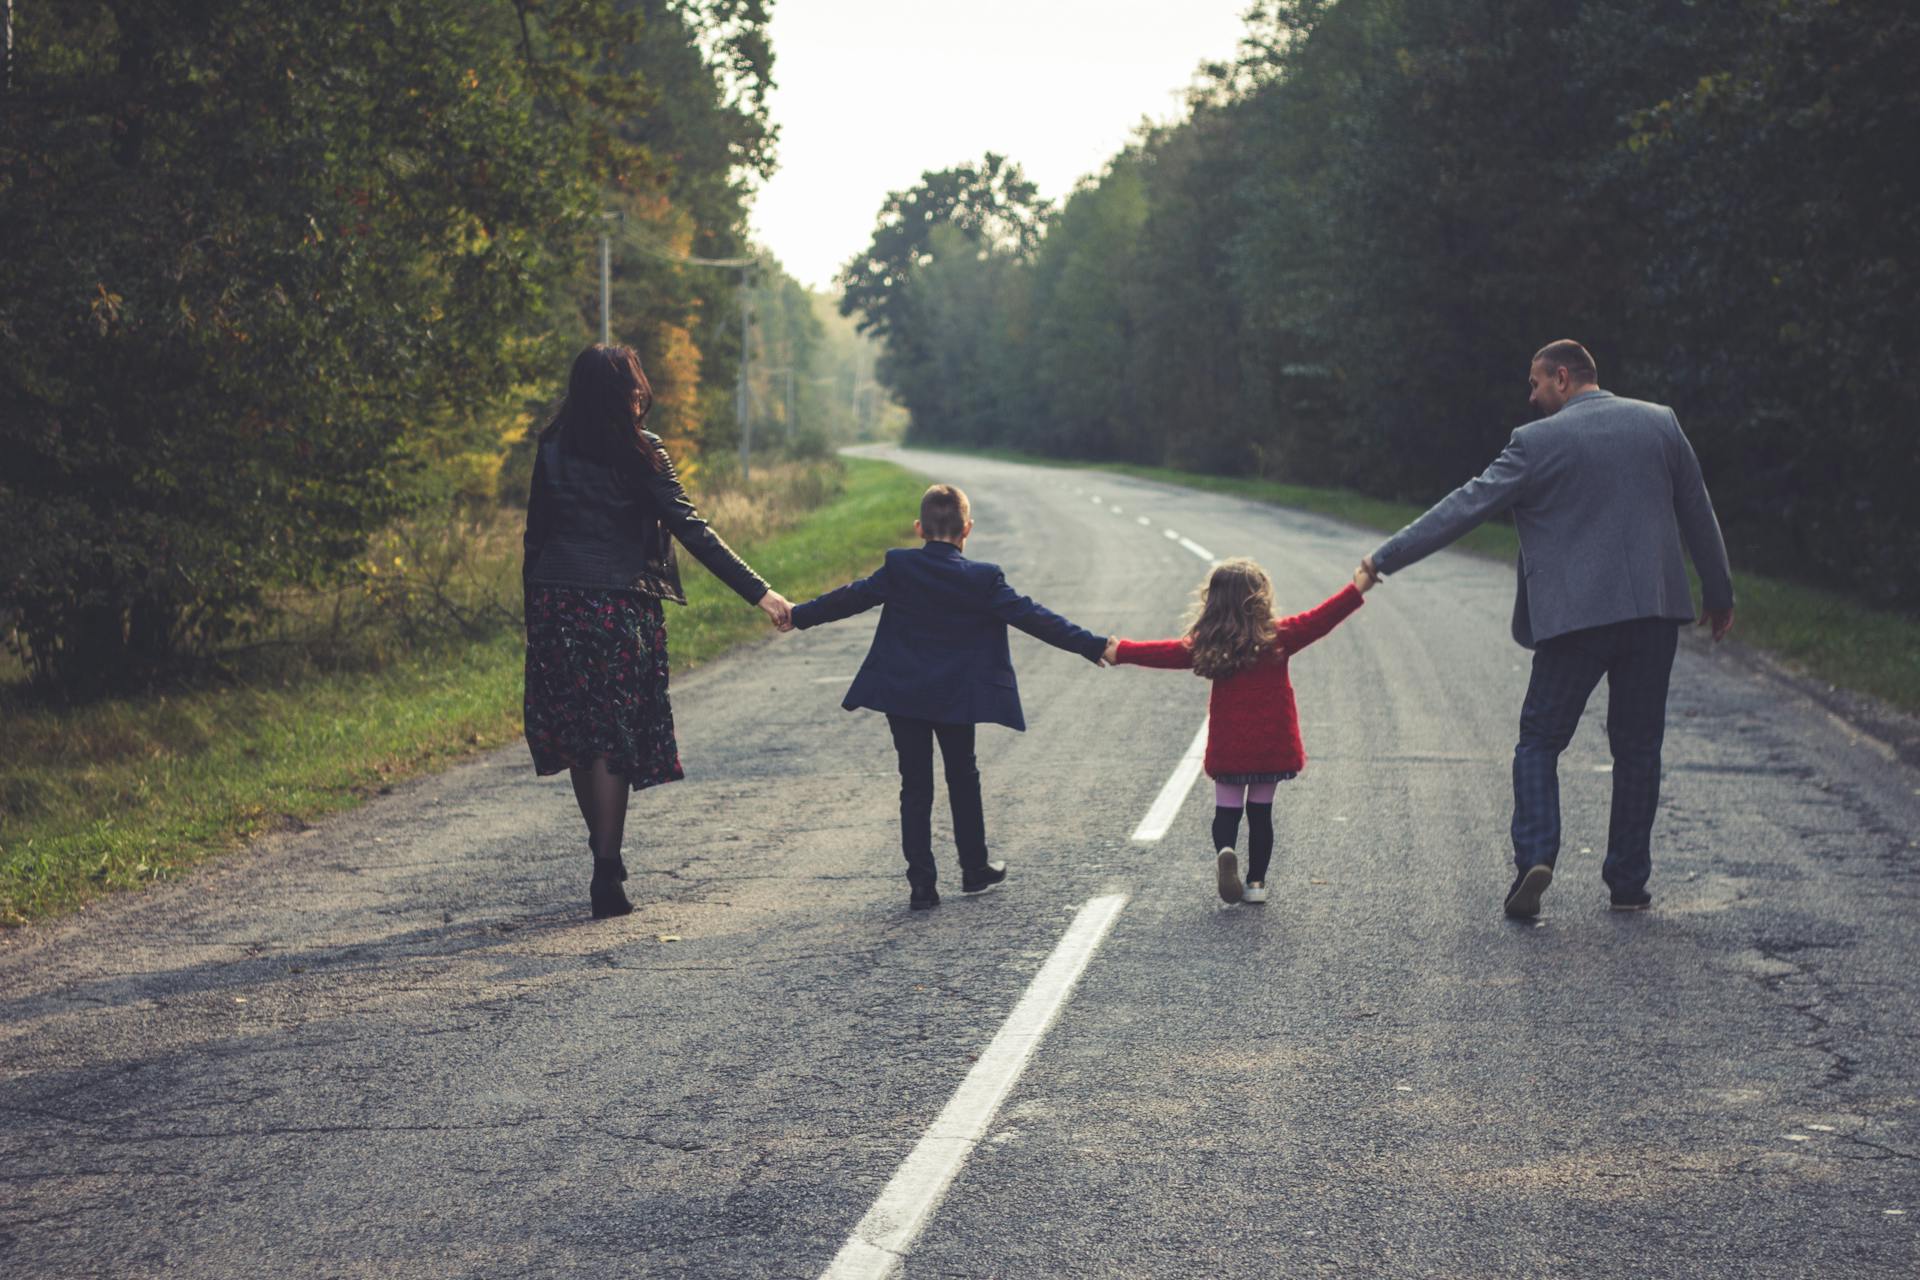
left=1186, top=558, right=1277, bottom=680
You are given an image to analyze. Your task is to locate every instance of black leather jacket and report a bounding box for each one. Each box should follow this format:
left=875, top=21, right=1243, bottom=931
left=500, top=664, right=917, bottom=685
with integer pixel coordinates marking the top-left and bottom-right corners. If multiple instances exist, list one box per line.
left=522, top=433, right=768, bottom=606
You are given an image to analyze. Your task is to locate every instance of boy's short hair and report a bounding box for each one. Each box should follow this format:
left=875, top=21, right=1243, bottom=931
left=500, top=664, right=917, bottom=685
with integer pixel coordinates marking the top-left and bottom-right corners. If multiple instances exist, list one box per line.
left=919, top=484, right=970, bottom=540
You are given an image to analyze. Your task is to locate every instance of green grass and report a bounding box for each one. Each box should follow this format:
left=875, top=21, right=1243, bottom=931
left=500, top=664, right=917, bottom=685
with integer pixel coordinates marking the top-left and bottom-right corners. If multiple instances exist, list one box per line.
left=0, top=457, right=926, bottom=927
left=934, top=444, right=1920, bottom=714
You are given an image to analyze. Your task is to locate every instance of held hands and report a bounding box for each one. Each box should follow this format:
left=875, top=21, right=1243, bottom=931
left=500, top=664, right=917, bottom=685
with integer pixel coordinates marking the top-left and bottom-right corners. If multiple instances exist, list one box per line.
left=757, top=589, right=794, bottom=632
left=1353, top=556, right=1381, bottom=594
left=1101, top=636, right=1119, bottom=667
left=1698, top=606, right=1734, bottom=643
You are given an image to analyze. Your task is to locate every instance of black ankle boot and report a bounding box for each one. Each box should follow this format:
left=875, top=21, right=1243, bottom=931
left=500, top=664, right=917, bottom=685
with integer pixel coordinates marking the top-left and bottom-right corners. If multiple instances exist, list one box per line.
left=590, top=857, right=633, bottom=918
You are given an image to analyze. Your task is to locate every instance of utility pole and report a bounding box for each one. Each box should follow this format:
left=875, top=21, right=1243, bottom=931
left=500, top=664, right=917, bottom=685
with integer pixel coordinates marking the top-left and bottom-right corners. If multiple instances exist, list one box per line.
left=599, top=232, right=611, bottom=345
left=737, top=269, right=752, bottom=481
left=596, top=211, right=622, bottom=346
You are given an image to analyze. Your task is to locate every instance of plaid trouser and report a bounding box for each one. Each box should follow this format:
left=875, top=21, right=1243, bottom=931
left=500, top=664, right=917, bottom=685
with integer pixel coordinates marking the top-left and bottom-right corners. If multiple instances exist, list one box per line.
left=1511, top=618, right=1680, bottom=891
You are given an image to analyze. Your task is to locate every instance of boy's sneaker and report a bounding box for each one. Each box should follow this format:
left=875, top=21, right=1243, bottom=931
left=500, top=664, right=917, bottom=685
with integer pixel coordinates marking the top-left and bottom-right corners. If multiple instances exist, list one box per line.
left=1609, top=888, right=1652, bottom=911
left=1242, top=880, right=1269, bottom=904
left=1503, top=863, right=1553, bottom=919
left=1216, top=849, right=1244, bottom=903
left=961, top=861, right=1007, bottom=894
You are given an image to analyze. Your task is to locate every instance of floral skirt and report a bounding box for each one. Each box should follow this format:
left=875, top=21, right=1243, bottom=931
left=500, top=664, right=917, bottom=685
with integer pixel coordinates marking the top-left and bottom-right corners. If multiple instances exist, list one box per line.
left=523, top=586, right=684, bottom=791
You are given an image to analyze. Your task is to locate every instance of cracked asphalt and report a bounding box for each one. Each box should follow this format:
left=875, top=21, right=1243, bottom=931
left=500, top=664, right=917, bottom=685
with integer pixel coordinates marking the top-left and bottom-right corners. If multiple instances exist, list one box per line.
left=4, top=446, right=1918, bottom=1278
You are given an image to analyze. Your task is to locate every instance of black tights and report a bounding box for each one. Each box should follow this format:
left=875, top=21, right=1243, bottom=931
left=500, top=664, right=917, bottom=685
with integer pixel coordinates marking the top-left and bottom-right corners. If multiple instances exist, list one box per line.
left=570, top=756, right=631, bottom=865
left=1211, top=803, right=1275, bottom=883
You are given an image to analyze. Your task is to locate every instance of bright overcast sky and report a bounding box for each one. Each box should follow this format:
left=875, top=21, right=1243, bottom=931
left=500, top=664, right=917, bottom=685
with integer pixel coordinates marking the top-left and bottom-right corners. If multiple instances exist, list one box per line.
left=749, top=1, right=1255, bottom=291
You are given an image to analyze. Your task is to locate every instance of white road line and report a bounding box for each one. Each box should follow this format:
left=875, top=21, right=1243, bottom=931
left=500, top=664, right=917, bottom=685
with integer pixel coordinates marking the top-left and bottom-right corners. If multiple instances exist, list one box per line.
left=1130, top=718, right=1209, bottom=843
left=1090, top=495, right=1103, bottom=505
left=1162, top=528, right=1180, bottom=541
left=820, top=894, right=1129, bottom=1280
left=1136, top=516, right=1151, bottom=526
left=1110, top=505, right=1123, bottom=515
left=1177, top=536, right=1215, bottom=563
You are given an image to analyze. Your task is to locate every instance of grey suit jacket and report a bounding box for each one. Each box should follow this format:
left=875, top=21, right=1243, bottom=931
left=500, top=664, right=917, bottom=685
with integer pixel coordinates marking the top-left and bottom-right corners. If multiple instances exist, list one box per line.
left=1370, top=389, right=1734, bottom=648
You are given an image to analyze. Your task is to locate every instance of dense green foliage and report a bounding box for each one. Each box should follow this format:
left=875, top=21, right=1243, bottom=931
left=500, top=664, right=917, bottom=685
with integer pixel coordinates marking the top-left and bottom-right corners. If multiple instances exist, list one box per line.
left=0, top=1, right=787, bottom=690
left=843, top=0, right=1920, bottom=611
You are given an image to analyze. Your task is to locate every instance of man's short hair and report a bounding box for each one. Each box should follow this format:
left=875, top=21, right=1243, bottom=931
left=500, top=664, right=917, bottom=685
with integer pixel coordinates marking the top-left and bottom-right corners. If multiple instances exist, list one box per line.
left=919, top=484, right=970, bottom=540
left=1532, top=339, right=1598, bottom=384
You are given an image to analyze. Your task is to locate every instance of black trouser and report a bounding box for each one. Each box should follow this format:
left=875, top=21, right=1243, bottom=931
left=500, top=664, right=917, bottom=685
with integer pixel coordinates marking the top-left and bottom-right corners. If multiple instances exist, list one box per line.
left=886, top=715, right=989, bottom=893
left=1512, top=617, right=1679, bottom=892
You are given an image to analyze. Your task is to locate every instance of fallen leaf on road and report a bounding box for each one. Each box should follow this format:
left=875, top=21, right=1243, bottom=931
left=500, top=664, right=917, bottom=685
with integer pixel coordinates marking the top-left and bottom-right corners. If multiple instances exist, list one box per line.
left=1310, top=878, right=1329, bottom=885
left=656, top=934, right=681, bottom=943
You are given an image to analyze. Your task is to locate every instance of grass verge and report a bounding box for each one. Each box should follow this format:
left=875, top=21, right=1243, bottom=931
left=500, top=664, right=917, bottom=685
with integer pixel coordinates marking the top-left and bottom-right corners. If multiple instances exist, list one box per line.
left=935, top=444, right=1920, bottom=715
left=0, top=457, right=924, bottom=927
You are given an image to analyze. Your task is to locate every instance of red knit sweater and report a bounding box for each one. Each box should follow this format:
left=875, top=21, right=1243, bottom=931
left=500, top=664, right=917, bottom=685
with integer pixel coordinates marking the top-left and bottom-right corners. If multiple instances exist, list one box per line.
left=1115, top=584, right=1364, bottom=778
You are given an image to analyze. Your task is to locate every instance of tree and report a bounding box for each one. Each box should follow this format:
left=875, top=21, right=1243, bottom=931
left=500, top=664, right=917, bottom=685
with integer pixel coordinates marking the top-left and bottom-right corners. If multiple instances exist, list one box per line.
left=837, top=153, right=1047, bottom=341
left=837, top=154, right=1049, bottom=445
left=0, top=1, right=780, bottom=690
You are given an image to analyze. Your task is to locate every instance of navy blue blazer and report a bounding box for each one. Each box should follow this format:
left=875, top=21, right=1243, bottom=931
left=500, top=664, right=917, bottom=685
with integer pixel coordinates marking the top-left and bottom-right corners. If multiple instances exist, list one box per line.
left=791, top=542, right=1107, bottom=731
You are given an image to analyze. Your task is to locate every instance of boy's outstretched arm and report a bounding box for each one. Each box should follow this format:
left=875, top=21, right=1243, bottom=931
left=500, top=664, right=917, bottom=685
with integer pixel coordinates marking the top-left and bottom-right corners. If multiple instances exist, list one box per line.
left=986, top=574, right=1108, bottom=662
left=790, top=563, right=892, bottom=631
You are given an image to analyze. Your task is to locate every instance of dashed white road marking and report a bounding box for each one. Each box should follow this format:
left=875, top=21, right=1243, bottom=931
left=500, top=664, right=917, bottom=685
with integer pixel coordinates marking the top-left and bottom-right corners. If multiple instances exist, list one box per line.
left=1177, top=536, right=1215, bottom=563
left=1162, top=528, right=1180, bottom=541
left=1130, top=717, right=1210, bottom=843
left=1136, top=516, right=1151, bottom=526
left=820, top=894, right=1130, bottom=1279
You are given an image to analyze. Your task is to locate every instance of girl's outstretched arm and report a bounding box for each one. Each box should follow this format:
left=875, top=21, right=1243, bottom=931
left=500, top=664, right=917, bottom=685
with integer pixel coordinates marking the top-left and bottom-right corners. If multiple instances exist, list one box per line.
left=1274, top=583, right=1365, bottom=652
left=1112, top=637, right=1196, bottom=669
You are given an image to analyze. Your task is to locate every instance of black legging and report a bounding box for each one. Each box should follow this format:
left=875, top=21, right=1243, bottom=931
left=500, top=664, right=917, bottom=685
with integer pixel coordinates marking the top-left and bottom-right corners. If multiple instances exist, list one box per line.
left=1212, top=802, right=1275, bottom=883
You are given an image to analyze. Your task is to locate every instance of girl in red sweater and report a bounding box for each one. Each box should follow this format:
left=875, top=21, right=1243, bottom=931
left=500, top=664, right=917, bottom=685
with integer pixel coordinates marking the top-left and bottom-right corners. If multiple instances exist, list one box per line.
left=1104, top=558, right=1374, bottom=903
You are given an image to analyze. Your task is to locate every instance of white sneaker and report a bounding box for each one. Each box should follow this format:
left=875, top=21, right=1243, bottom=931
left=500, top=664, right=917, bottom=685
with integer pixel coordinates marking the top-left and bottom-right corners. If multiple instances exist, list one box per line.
left=1216, top=848, right=1243, bottom=903
left=1242, top=881, right=1268, bottom=904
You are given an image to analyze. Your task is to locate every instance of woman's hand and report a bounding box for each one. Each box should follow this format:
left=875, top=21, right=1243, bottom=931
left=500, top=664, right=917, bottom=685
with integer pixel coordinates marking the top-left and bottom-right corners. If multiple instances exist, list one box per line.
left=758, top=589, right=794, bottom=631
left=1102, top=636, right=1119, bottom=666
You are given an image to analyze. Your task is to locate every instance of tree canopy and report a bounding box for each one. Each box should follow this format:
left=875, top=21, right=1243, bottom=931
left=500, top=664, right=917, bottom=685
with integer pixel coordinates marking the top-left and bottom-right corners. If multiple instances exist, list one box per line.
left=845, top=0, right=1920, bottom=611
left=0, top=0, right=783, bottom=689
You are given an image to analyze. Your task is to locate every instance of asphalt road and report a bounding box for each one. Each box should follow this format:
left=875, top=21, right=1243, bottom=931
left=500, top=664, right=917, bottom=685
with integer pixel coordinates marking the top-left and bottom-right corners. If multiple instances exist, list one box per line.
left=4, top=446, right=1918, bottom=1279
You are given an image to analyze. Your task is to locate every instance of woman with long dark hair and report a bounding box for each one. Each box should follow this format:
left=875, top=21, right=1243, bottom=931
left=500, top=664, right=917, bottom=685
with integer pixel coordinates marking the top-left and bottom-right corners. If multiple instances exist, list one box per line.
left=522, top=344, right=790, bottom=917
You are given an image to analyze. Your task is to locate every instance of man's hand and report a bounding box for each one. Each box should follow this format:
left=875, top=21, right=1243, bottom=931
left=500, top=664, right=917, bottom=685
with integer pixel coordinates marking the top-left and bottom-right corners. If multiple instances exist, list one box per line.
left=1101, top=636, right=1119, bottom=667
left=1699, top=606, right=1734, bottom=643
left=1354, top=557, right=1381, bottom=594
left=757, top=589, right=793, bottom=632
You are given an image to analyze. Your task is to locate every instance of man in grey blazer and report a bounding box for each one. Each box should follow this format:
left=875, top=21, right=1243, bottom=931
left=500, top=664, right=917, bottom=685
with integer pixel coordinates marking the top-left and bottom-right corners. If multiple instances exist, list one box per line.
left=1362, top=340, right=1735, bottom=919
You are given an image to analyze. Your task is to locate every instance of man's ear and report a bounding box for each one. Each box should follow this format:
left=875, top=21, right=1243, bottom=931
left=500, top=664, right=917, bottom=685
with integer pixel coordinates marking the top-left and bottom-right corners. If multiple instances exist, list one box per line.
left=963, top=519, right=974, bottom=538
left=913, top=518, right=925, bottom=539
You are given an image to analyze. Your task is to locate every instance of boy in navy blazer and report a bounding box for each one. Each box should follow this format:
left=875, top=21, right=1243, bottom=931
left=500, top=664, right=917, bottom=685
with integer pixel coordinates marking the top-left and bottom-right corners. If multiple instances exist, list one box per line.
left=788, top=484, right=1111, bottom=909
